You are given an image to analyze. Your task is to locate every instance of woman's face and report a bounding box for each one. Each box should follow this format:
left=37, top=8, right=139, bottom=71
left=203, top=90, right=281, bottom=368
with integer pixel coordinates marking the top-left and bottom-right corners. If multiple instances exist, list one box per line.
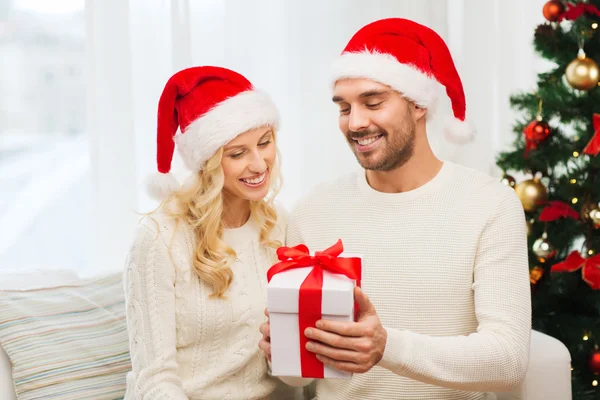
left=221, top=126, right=277, bottom=203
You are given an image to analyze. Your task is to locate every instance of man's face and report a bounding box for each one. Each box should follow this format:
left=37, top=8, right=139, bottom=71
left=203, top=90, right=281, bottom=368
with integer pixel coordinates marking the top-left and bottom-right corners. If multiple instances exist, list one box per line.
left=333, top=79, right=417, bottom=171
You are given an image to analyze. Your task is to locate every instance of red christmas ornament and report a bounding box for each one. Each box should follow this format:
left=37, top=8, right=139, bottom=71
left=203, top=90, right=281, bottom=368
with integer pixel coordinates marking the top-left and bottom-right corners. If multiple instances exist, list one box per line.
left=543, top=1, right=565, bottom=21
left=590, top=350, right=600, bottom=374
left=539, top=201, right=580, bottom=222
left=524, top=119, right=551, bottom=155
left=583, top=114, right=600, bottom=157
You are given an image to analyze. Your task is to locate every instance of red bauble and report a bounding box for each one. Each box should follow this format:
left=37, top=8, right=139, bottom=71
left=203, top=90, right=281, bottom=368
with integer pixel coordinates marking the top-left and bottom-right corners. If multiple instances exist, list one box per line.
left=543, top=1, right=565, bottom=22
left=524, top=120, right=551, bottom=144
left=590, top=350, right=600, bottom=374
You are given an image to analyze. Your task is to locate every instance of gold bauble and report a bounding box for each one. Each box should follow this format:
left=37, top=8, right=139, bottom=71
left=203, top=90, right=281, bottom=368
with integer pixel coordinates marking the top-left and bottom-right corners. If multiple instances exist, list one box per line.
left=565, top=50, right=600, bottom=91
left=533, top=232, right=557, bottom=262
left=581, top=200, right=600, bottom=229
left=591, top=209, right=600, bottom=229
left=515, top=178, right=549, bottom=212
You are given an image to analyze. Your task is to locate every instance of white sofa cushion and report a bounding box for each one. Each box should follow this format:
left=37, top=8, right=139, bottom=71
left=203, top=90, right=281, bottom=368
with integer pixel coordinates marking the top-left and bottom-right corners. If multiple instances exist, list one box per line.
left=0, top=272, right=130, bottom=400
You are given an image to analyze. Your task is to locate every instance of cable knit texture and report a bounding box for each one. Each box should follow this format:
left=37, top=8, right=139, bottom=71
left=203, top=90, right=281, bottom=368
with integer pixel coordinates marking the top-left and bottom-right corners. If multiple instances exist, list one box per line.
left=284, top=161, right=531, bottom=400
left=123, top=207, right=287, bottom=400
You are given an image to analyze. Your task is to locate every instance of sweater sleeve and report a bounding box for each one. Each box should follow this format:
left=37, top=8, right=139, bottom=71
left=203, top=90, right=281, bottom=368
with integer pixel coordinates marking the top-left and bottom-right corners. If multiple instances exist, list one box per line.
left=377, top=189, right=532, bottom=392
left=123, top=220, right=189, bottom=400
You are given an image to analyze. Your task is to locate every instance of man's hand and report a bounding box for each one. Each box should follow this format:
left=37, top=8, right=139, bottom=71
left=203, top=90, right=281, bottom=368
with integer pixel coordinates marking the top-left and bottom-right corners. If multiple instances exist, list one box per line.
left=258, top=308, right=272, bottom=362
left=304, top=286, right=387, bottom=374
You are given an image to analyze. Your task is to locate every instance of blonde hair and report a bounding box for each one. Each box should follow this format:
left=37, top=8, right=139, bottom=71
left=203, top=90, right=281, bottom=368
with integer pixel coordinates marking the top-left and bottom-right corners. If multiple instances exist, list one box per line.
left=159, top=132, right=282, bottom=298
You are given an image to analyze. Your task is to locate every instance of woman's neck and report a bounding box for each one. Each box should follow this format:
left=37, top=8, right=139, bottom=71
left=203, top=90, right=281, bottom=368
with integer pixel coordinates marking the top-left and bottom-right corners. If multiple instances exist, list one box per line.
left=222, top=194, right=251, bottom=228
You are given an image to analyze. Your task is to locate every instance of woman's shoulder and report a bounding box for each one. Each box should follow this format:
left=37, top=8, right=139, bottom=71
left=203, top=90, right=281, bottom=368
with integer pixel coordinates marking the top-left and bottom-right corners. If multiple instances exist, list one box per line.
left=133, top=209, right=193, bottom=249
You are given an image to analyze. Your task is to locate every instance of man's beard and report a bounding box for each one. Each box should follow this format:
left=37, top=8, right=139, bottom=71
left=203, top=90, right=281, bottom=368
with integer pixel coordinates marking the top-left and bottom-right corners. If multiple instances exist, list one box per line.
left=345, top=117, right=416, bottom=171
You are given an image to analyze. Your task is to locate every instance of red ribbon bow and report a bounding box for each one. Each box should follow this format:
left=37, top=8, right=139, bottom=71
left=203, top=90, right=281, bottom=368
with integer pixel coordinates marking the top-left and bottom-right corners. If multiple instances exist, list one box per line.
left=551, top=251, right=600, bottom=290
left=267, top=239, right=362, bottom=378
left=583, top=114, right=600, bottom=157
left=558, top=3, right=600, bottom=21
left=539, top=201, right=580, bottom=222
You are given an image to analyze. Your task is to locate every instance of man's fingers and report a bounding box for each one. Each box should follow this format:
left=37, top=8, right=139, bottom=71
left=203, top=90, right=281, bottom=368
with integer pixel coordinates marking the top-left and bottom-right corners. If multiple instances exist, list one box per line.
left=354, top=287, right=375, bottom=316
left=304, top=327, right=363, bottom=351
left=306, top=341, right=363, bottom=363
left=315, top=319, right=365, bottom=337
left=315, top=354, right=367, bottom=374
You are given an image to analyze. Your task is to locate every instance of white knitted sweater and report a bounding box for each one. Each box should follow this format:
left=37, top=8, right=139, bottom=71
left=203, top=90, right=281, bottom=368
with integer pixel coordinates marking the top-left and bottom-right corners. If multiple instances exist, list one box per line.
left=123, top=210, right=291, bottom=400
left=281, top=161, right=532, bottom=400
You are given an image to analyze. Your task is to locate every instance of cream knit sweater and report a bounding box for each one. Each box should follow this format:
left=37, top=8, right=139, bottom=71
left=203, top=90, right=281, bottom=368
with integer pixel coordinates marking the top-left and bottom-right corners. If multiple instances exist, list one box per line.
left=281, top=161, right=532, bottom=400
left=123, top=209, right=295, bottom=400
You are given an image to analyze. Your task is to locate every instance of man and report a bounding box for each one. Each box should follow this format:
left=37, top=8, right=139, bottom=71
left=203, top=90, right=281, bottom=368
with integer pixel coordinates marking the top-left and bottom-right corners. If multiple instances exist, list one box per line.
left=260, top=18, right=531, bottom=399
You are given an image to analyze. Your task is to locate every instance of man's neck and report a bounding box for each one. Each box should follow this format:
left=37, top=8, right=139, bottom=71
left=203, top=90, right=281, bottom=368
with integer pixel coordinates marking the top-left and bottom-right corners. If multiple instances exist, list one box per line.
left=222, top=193, right=251, bottom=228
left=365, top=147, right=443, bottom=194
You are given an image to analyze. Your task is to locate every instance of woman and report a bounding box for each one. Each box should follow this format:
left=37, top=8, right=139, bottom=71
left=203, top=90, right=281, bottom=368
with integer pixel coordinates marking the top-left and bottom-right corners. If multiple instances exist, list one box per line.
left=124, top=66, right=293, bottom=400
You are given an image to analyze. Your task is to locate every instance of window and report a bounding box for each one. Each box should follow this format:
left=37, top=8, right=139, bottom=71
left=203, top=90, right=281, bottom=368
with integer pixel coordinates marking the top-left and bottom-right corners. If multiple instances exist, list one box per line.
left=0, top=0, right=88, bottom=272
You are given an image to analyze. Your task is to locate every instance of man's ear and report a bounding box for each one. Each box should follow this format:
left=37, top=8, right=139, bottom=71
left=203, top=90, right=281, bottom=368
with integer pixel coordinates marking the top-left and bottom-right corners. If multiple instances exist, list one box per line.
left=412, top=103, right=428, bottom=122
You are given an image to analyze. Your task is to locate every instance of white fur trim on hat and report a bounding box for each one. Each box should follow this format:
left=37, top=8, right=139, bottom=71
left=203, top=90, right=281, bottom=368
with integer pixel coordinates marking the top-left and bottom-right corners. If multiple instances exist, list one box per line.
left=330, top=50, right=444, bottom=110
left=444, top=116, right=476, bottom=144
left=146, top=172, right=180, bottom=200
left=174, top=90, right=280, bottom=172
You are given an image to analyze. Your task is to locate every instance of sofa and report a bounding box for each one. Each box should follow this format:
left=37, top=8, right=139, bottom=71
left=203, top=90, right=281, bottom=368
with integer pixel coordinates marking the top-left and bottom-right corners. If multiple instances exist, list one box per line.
left=0, top=270, right=572, bottom=399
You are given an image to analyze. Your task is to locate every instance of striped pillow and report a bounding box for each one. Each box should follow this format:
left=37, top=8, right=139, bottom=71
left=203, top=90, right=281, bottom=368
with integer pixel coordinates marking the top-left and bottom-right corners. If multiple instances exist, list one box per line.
left=0, top=273, right=131, bottom=400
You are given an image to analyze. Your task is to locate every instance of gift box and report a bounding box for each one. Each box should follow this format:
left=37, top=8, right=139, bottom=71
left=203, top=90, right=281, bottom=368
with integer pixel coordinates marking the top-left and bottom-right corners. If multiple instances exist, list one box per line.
left=267, top=240, right=362, bottom=379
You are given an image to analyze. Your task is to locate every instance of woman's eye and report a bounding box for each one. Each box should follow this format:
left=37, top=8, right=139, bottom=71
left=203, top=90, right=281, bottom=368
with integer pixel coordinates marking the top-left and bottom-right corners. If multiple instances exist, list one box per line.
left=230, top=152, right=243, bottom=159
left=258, top=140, right=271, bottom=147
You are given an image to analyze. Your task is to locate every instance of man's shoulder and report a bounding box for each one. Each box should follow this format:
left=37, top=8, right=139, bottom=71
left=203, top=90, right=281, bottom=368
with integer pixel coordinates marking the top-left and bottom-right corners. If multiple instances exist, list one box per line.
left=449, top=162, right=522, bottom=214
left=451, top=162, right=516, bottom=197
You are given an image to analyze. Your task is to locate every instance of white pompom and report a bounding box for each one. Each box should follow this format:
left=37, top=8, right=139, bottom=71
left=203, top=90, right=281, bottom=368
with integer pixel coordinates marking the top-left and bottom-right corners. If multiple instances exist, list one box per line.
left=444, top=117, right=476, bottom=145
left=146, top=172, right=180, bottom=200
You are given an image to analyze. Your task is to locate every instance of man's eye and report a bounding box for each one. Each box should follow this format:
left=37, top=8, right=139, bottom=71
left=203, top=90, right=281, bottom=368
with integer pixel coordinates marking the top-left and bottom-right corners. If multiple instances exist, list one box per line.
left=366, top=102, right=383, bottom=109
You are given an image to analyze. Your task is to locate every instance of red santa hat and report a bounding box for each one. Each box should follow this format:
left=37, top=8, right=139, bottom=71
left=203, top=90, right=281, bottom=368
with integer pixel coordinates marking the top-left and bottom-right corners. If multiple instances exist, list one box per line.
left=330, top=18, right=475, bottom=144
left=147, top=66, right=280, bottom=200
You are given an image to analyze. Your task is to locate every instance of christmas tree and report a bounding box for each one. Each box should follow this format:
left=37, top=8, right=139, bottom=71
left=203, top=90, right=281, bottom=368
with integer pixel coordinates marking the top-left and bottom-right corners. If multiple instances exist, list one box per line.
left=496, top=1, right=600, bottom=398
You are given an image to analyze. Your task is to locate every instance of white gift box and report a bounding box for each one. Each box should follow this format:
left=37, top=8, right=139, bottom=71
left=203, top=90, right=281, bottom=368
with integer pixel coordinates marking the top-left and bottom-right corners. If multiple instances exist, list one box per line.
left=267, top=254, right=362, bottom=379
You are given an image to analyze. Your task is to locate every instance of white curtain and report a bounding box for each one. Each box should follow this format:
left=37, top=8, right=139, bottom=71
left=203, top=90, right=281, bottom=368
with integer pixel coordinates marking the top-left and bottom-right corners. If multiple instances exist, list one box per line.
left=85, top=0, right=548, bottom=274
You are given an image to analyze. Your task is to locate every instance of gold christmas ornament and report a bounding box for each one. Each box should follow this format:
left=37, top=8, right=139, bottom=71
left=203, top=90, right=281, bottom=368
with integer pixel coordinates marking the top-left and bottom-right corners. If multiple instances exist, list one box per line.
left=501, top=174, right=516, bottom=189
left=533, top=232, right=557, bottom=262
left=566, top=49, right=600, bottom=91
left=591, top=209, right=600, bottom=229
left=581, top=200, right=600, bottom=229
left=515, top=178, right=548, bottom=212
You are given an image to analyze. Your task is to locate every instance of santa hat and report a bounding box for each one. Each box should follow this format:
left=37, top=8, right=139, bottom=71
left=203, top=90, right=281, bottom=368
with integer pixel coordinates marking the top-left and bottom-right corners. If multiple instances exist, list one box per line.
left=147, top=66, right=280, bottom=200
left=330, top=18, right=475, bottom=144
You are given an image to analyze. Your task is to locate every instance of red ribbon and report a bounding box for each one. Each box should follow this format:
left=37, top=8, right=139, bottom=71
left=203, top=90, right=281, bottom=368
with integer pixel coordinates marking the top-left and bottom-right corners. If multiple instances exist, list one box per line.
left=539, top=201, right=580, bottom=222
left=552, top=251, right=600, bottom=290
left=583, top=114, right=600, bottom=157
left=558, top=3, right=600, bottom=21
left=267, top=239, right=362, bottom=378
